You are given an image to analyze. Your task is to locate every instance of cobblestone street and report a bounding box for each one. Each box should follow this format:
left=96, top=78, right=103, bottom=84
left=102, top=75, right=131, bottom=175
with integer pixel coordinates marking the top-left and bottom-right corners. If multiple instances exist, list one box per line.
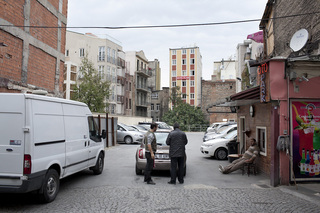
left=0, top=133, right=319, bottom=212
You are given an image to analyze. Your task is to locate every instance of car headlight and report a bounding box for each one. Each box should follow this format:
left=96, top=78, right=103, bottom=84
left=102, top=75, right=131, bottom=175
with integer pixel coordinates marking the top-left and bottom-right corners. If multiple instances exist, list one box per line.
left=201, top=144, right=212, bottom=147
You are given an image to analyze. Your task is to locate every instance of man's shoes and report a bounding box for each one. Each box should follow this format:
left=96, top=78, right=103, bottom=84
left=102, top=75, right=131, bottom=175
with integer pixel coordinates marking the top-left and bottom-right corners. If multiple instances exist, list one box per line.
left=219, top=165, right=224, bottom=173
left=179, top=181, right=184, bottom=184
left=147, top=180, right=156, bottom=185
left=168, top=181, right=176, bottom=185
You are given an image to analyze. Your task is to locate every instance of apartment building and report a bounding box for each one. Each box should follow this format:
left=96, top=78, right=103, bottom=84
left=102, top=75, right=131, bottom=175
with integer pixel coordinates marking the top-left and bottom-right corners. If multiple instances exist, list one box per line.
left=169, top=47, right=202, bottom=108
left=65, top=31, right=131, bottom=115
left=0, top=0, right=68, bottom=95
left=151, top=87, right=170, bottom=122
left=126, top=51, right=150, bottom=117
left=148, top=59, right=161, bottom=91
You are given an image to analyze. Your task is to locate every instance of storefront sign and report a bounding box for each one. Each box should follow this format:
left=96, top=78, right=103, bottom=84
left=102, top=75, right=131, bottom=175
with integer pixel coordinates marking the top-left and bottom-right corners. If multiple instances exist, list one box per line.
left=257, top=63, right=270, bottom=103
left=291, top=100, right=320, bottom=181
left=177, top=76, right=190, bottom=80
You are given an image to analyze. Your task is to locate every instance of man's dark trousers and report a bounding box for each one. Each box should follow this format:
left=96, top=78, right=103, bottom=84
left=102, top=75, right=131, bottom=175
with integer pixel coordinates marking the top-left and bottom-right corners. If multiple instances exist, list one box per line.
left=144, top=152, right=154, bottom=182
left=170, top=156, right=184, bottom=183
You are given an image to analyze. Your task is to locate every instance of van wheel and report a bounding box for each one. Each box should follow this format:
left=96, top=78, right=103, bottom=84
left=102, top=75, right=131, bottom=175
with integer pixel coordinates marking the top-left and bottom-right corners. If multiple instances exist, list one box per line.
left=124, top=136, right=133, bottom=144
left=39, top=169, right=59, bottom=203
left=92, top=153, right=104, bottom=175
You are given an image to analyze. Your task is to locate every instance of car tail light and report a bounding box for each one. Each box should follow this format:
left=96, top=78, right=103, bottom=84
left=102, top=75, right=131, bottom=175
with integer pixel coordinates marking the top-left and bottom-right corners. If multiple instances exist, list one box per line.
left=138, top=149, right=144, bottom=159
left=24, top=154, right=31, bottom=174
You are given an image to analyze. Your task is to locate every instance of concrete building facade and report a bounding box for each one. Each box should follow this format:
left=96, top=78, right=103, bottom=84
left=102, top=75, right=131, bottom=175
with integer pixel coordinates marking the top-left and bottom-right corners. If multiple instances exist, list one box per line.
left=65, top=31, right=130, bottom=115
left=169, top=47, right=202, bottom=108
left=125, top=51, right=150, bottom=117
left=0, top=0, right=68, bottom=96
left=148, top=59, right=161, bottom=92
left=151, top=87, right=170, bottom=122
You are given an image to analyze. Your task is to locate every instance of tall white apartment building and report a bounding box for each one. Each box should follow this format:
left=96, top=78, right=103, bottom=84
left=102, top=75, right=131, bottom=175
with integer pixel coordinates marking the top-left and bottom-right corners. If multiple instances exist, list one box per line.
left=64, top=31, right=128, bottom=115
left=169, top=47, right=202, bottom=107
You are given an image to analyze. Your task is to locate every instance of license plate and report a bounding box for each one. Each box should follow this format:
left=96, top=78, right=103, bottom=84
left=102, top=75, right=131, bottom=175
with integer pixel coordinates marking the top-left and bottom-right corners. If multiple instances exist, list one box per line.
left=155, top=154, right=168, bottom=159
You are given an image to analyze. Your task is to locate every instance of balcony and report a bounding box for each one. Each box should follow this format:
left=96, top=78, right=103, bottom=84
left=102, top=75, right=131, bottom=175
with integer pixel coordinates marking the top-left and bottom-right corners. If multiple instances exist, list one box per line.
left=136, top=84, right=149, bottom=93
left=117, top=76, right=126, bottom=85
left=136, top=69, right=151, bottom=77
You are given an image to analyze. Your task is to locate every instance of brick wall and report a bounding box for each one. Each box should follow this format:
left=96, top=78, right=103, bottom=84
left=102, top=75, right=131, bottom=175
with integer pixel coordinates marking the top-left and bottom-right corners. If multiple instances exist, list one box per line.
left=28, top=45, right=56, bottom=91
left=237, top=103, right=272, bottom=175
left=0, top=0, right=68, bottom=96
left=30, top=0, right=58, bottom=50
left=0, top=31, right=23, bottom=81
left=273, top=0, right=320, bottom=57
left=201, top=79, right=237, bottom=123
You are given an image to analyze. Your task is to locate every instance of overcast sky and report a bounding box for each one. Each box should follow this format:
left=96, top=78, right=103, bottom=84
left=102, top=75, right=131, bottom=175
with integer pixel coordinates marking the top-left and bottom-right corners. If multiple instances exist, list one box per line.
left=67, top=0, right=267, bottom=87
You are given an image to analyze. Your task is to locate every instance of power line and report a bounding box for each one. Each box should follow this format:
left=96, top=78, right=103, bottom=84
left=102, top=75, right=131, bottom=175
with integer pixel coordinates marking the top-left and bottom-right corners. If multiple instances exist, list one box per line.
left=1, top=11, right=319, bottom=30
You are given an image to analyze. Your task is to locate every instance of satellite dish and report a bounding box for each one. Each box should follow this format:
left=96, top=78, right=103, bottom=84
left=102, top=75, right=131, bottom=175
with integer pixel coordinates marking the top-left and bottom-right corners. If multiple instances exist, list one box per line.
left=289, top=29, right=309, bottom=52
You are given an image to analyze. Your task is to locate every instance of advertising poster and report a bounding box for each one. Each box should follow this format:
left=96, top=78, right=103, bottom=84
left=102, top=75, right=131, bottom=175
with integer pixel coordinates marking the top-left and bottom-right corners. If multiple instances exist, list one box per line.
left=291, top=100, right=320, bottom=181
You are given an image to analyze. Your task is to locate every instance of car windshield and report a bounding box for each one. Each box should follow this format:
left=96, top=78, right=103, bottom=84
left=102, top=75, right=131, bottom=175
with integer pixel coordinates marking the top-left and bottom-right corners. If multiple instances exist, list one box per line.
left=224, top=130, right=237, bottom=139
left=157, top=122, right=171, bottom=129
left=155, top=132, right=169, bottom=145
left=133, top=125, right=145, bottom=131
left=121, top=124, right=136, bottom=131
left=216, top=125, right=231, bottom=134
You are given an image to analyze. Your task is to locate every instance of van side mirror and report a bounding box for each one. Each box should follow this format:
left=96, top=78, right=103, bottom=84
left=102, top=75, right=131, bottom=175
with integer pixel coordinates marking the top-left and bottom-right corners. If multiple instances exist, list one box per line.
left=101, top=130, right=106, bottom=139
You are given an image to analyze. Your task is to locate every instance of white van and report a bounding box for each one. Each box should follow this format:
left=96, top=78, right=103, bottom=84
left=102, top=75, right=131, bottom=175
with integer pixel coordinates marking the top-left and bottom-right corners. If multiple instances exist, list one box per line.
left=0, top=93, right=106, bottom=203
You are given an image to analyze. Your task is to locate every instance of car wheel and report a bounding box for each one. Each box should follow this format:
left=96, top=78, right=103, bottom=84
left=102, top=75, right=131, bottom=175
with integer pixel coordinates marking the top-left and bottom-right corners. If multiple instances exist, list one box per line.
left=135, top=164, right=142, bottom=175
left=91, top=152, right=104, bottom=175
left=124, top=136, right=133, bottom=144
left=215, top=148, right=228, bottom=160
left=38, top=169, right=60, bottom=203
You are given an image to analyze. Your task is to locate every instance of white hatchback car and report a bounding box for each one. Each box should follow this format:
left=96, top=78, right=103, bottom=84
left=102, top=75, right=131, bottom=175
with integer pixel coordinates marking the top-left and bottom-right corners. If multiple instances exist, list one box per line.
left=200, top=130, right=237, bottom=160
left=117, top=123, right=144, bottom=144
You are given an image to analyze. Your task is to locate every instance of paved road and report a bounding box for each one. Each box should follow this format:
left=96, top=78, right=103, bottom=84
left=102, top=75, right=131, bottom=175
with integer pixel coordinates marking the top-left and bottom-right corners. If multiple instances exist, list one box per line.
left=0, top=132, right=319, bottom=212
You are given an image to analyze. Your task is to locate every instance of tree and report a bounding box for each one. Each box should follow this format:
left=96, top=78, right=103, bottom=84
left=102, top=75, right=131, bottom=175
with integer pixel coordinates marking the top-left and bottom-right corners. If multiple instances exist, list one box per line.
left=72, top=56, right=110, bottom=113
left=162, top=87, right=209, bottom=131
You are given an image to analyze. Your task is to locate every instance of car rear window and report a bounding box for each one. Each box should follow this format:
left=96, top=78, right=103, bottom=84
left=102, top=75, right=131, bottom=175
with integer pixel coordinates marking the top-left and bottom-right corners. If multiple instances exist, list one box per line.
left=155, top=132, right=169, bottom=145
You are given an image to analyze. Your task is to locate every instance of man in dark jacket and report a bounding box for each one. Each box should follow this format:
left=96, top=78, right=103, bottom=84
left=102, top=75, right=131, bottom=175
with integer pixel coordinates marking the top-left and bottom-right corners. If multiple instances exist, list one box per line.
left=166, top=123, right=188, bottom=184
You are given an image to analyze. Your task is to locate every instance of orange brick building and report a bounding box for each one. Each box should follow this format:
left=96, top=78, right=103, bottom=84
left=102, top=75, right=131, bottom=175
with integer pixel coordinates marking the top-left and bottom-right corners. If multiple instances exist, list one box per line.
left=0, top=0, right=68, bottom=96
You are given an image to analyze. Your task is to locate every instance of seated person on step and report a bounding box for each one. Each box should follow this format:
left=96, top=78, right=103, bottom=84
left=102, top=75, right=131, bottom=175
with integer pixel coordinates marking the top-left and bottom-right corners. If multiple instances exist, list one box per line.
left=219, top=138, right=259, bottom=174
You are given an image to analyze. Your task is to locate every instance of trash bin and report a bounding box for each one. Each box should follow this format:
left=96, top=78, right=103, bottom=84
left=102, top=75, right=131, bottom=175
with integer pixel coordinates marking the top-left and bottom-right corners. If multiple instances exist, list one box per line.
left=227, top=140, right=239, bottom=163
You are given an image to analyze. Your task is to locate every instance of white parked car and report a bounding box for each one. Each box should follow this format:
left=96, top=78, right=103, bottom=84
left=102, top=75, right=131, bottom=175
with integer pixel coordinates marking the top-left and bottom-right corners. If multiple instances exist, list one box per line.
left=200, top=130, right=237, bottom=160
left=203, top=124, right=237, bottom=142
left=117, top=123, right=144, bottom=144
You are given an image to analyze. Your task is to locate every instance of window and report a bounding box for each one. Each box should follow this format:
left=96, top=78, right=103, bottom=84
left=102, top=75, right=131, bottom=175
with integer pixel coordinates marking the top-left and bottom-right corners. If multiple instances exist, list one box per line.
left=79, top=48, right=85, bottom=57
left=172, top=70, right=176, bottom=77
left=191, top=70, right=195, bottom=76
left=256, top=127, right=267, bottom=156
left=88, top=116, right=101, bottom=142
left=182, top=59, right=186, bottom=65
left=107, top=47, right=111, bottom=62
left=156, top=104, right=160, bottom=111
left=112, top=49, right=116, bottom=64
left=98, top=66, right=105, bottom=79
left=190, top=49, right=195, bottom=54
left=172, top=59, right=176, bottom=65
left=191, top=59, right=195, bottom=64
left=182, top=94, right=187, bottom=99
left=190, top=80, right=195, bottom=87
left=190, top=94, right=195, bottom=99
left=98, top=46, right=105, bottom=61
left=151, top=93, right=158, bottom=99
left=106, top=66, right=111, bottom=80
left=151, top=104, right=154, bottom=111
left=182, top=70, right=187, bottom=76
left=172, top=50, right=176, bottom=55
left=182, top=49, right=186, bottom=54
left=66, top=49, right=69, bottom=56
left=112, top=67, right=116, bottom=83
left=182, top=81, right=186, bottom=87
left=172, top=81, right=176, bottom=87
